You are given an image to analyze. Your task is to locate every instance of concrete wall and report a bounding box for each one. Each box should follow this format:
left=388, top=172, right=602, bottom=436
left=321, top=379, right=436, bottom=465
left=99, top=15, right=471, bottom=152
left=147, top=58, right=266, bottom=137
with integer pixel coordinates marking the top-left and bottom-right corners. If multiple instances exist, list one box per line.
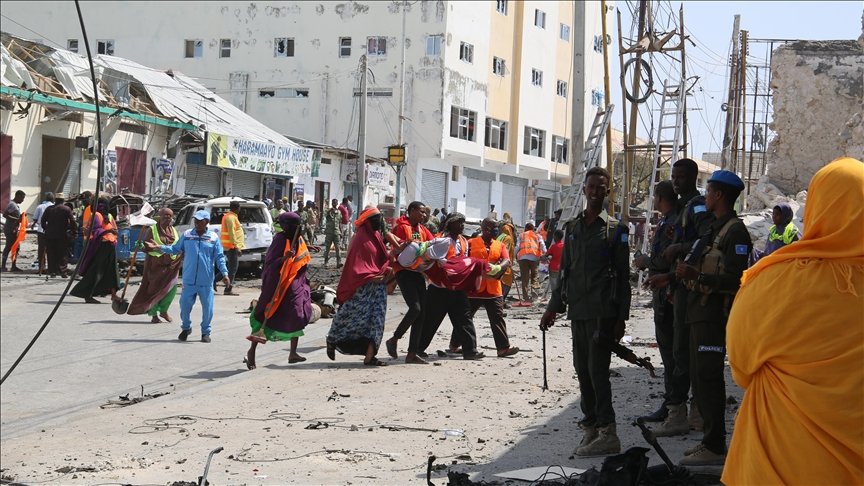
left=766, top=39, right=864, bottom=194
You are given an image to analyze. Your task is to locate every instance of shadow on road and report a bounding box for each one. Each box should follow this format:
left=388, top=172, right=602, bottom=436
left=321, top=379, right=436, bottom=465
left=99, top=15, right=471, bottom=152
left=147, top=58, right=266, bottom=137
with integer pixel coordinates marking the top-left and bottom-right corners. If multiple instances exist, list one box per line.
left=179, top=369, right=247, bottom=381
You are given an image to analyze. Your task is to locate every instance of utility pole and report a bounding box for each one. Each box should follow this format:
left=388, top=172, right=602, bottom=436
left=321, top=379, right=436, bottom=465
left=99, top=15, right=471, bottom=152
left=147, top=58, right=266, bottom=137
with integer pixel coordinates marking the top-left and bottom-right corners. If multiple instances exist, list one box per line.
left=720, top=15, right=741, bottom=170
left=679, top=5, right=689, bottom=158
left=356, top=54, right=368, bottom=211
left=621, top=0, right=648, bottom=224
left=601, top=0, right=614, bottom=217
left=394, top=0, right=408, bottom=214
left=739, top=30, right=748, bottom=178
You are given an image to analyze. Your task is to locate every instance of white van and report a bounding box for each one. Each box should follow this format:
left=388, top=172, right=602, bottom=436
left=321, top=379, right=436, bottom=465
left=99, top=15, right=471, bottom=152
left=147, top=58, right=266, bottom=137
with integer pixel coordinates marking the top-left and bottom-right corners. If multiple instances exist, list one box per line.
left=174, top=197, right=273, bottom=272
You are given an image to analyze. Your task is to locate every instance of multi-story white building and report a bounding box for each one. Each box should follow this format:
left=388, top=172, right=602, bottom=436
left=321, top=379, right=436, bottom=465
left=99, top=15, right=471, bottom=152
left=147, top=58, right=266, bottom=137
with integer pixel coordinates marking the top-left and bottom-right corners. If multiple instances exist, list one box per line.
left=3, top=0, right=608, bottom=223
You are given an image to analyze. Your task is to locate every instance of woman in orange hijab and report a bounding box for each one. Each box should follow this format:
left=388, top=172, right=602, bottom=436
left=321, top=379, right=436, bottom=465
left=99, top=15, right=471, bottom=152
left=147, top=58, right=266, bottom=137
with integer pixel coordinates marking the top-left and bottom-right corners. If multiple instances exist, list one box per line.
left=723, top=157, right=864, bottom=485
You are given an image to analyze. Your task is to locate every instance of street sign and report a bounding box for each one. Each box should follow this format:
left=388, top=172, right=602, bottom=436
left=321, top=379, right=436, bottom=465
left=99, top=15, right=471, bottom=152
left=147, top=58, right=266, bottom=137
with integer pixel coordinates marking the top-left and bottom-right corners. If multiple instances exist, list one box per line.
left=388, top=144, right=406, bottom=164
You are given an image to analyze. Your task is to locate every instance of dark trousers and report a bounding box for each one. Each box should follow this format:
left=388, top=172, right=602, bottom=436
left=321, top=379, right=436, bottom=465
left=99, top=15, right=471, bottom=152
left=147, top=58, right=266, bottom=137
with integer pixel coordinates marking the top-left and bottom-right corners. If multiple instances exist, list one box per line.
left=653, top=298, right=679, bottom=405
left=1, top=230, right=15, bottom=268
left=669, top=287, right=692, bottom=404
left=572, top=319, right=615, bottom=426
left=419, top=285, right=478, bottom=356
left=690, top=317, right=728, bottom=454
left=45, top=237, right=70, bottom=275
left=37, top=233, right=47, bottom=271
left=392, top=270, right=426, bottom=353
left=323, top=233, right=341, bottom=264
left=215, top=249, right=240, bottom=290
left=461, top=297, right=511, bottom=351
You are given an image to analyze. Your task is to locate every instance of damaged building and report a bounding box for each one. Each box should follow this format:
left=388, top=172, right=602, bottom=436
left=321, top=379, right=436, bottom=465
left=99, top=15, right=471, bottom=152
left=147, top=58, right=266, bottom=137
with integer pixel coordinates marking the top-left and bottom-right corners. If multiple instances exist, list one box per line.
left=2, top=1, right=609, bottom=223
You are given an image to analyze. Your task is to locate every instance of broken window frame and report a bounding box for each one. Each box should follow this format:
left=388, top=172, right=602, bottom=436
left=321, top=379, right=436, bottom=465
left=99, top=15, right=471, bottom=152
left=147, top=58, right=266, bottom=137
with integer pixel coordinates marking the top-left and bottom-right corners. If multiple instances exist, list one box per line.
left=367, top=36, right=387, bottom=57
left=484, top=117, right=508, bottom=150
left=556, top=80, right=568, bottom=98
left=274, top=37, right=296, bottom=58
left=339, top=37, right=352, bottom=57
left=524, top=126, right=546, bottom=157
left=449, top=106, right=477, bottom=142
left=531, top=69, right=543, bottom=87
left=259, top=88, right=310, bottom=98
left=96, top=39, right=114, bottom=55
left=534, top=9, right=546, bottom=29
left=551, top=135, right=569, bottom=164
left=426, top=35, right=442, bottom=57
left=220, top=39, right=231, bottom=58
left=493, top=56, right=506, bottom=77
left=67, top=39, right=78, bottom=53
left=184, top=39, right=204, bottom=59
left=459, top=42, right=474, bottom=64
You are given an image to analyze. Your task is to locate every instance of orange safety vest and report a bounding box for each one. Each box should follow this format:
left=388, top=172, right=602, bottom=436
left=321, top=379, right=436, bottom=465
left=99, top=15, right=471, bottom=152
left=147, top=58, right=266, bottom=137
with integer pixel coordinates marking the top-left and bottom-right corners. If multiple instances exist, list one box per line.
left=264, top=237, right=311, bottom=320
left=82, top=206, right=93, bottom=239
left=447, top=234, right=469, bottom=258
left=517, top=230, right=542, bottom=259
left=220, top=211, right=240, bottom=249
left=467, top=236, right=504, bottom=298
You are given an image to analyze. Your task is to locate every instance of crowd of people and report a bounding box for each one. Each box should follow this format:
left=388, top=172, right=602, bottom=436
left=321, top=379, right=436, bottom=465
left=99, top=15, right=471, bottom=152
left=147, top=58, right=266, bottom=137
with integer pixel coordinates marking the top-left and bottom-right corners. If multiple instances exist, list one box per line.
left=1, top=156, right=861, bottom=480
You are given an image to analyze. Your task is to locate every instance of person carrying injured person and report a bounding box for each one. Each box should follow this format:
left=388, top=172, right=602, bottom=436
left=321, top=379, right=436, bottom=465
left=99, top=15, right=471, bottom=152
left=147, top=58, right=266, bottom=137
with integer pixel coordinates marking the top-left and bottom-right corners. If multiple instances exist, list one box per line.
left=394, top=233, right=506, bottom=291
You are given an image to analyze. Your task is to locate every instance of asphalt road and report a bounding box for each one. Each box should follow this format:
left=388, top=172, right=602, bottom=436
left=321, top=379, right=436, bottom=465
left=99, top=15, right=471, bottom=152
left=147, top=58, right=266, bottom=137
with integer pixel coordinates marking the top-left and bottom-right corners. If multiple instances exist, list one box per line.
left=0, top=271, right=346, bottom=440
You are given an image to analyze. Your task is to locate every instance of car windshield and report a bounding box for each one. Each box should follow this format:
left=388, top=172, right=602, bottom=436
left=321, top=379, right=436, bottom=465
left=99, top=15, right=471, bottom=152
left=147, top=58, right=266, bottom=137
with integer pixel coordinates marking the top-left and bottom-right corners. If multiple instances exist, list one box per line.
left=208, top=206, right=268, bottom=224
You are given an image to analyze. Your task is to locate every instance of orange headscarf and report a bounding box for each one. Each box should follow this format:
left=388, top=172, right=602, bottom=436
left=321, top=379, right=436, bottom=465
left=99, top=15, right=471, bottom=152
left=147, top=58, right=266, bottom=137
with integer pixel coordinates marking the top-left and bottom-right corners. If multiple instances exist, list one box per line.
left=723, top=157, right=864, bottom=485
left=354, top=207, right=380, bottom=228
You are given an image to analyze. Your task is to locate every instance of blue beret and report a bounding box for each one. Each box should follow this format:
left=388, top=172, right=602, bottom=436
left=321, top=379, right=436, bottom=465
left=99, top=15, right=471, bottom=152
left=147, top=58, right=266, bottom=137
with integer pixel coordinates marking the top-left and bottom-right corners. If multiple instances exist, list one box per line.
left=193, top=210, right=211, bottom=221
left=707, top=170, right=745, bottom=190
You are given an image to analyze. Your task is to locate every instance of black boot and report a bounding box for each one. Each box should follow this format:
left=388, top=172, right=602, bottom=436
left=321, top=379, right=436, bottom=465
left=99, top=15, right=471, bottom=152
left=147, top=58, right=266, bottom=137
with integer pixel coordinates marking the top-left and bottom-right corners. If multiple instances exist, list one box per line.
left=639, top=401, right=669, bottom=422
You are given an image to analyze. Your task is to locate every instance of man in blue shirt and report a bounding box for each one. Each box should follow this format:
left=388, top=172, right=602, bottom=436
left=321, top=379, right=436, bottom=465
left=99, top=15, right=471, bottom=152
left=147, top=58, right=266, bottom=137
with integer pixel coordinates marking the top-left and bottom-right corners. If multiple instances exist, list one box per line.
left=147, top=210, right=229, bottom=343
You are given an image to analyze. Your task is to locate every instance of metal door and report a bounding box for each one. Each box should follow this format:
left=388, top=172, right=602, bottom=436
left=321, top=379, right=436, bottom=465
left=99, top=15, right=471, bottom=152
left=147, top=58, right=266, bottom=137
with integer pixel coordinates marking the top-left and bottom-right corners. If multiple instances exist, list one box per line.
left=420, top=169, right=447, bottom=211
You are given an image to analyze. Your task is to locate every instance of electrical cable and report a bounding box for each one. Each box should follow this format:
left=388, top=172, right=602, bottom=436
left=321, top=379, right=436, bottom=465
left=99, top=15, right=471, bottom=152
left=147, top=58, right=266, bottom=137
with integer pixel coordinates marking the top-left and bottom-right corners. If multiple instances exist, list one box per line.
left=1, top=0, right=106, bottom=387
left=622, top=57, right=653, bottom=103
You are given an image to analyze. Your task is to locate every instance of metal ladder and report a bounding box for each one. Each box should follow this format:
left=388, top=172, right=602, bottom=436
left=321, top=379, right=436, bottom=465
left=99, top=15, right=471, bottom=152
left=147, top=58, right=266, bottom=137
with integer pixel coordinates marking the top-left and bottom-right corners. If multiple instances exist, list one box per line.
left=558, top=104, right=615, bottom=223
left=639, top=79, right=686, bottom=255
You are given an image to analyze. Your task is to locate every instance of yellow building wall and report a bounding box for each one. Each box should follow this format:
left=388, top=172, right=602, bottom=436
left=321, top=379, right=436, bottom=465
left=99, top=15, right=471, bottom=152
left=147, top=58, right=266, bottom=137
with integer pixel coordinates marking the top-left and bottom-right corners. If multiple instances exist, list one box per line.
left=485, top=1, right=517, bottom=164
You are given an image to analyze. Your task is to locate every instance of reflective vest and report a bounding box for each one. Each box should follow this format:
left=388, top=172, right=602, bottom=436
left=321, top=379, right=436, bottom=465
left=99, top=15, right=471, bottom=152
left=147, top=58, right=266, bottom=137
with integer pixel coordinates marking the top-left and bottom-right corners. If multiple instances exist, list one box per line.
left=270, top=208, right=284, bottom=233
left=148, top=224, right=179, bottom=259
left=447, top=235, right=469, bottom=259
left=517, top=230, right=542, bottom=259
left=264, top=237, right=311, bottom=320
left=221, top=211, right=241, bottom=249
left=768, top=223, right=797, bottom=245
left=467, top=236, right=504, bottom=298
left=94, top=213, right=118, bottom=244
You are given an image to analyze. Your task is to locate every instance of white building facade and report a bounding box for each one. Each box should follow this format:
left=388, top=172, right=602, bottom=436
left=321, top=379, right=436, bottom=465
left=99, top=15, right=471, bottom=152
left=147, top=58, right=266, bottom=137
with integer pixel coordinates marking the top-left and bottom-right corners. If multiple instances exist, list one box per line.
left=3, top=0, right=609, bottom=223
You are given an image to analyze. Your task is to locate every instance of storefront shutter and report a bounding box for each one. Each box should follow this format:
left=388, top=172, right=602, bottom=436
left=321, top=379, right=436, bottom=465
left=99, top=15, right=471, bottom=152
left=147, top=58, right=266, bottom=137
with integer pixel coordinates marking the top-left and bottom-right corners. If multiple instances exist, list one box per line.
left=229, top=170, right=262, bottom=199
left=420, top=169, right=447, bottom=212
left=185, top=164, right=221, bottom=197
left=465, top=177, right=490, bottom=220
left=501, top=183, right=526, bottom=226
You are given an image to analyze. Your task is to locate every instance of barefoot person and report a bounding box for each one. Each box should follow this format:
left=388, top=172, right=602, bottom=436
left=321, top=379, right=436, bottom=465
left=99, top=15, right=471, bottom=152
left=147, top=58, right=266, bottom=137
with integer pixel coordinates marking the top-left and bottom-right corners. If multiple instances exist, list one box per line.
left=245, top=212, right=314, bottom=369
left=326, top=207, right=395, bottom=366
left=128, top=208, right=183, bottom=323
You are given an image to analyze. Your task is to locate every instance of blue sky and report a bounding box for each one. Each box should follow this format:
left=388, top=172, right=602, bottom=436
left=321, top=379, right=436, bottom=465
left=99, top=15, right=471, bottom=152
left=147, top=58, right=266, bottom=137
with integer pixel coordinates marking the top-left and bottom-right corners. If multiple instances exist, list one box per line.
left=609, top=0, right=863, bottom=160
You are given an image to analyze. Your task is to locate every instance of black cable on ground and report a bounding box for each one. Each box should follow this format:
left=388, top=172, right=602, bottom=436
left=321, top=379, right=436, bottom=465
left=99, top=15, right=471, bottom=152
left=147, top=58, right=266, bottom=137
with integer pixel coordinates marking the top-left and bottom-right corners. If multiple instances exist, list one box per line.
left=0, top=0, right=105, bottom=386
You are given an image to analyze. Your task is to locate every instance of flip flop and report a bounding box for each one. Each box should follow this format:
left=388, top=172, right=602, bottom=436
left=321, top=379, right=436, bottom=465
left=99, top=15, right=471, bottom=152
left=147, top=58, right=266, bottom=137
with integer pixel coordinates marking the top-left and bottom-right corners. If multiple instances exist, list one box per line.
left=288, top=356, right=307, bottom=364
left=363, top=357, right=387, bottom=366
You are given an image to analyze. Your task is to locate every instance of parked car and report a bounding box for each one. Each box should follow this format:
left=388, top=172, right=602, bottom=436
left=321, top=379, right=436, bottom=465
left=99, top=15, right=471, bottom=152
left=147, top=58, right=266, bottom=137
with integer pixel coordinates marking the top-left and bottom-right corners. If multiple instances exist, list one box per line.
left=174, top=197, right=273, bottom=273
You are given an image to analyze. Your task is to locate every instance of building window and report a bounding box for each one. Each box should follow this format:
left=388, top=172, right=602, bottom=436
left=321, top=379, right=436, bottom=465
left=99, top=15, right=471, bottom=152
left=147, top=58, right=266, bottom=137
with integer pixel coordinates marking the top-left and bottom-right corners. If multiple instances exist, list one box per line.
left=367, top=36, right=387, bottom=56
left=552, top=135, right=569, bottom=164
left=353, top=88, right=394, bottom=97
left=496, top=0, right=507, bottom=15
left=493, top=56, right=506, bottom=76
left=274, top=37, right=295, bottom=57
left=339, top=37, right=352, bottom=57
left=97, top=39, right=114, bottom=55
left=484, top=118, right=508, bottom=150
left=591, top=88, right=605, bottom=107
left=259, top=88, right=310, bottom=98
left=184, top=40, right=204, bottom=58
left=524, top=126, right=546, bottom=157
left=534, top=9, right=546, bottom=28
left=450, top=106, right=477, bottom=141
left=67, top=39, right=78, bottom=53
left=219, top=39, right=231, bottom=58
left=560, top=24, right=571, bottom=42
left=459, top=42, right=474, bottom=64
left=556, top=80, right=568, bottom=98
left=593, top=35, right=604, bottom=53
left=426, top=35, right=442, bottom=56
left=531, top=69, right=543, bottom=87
